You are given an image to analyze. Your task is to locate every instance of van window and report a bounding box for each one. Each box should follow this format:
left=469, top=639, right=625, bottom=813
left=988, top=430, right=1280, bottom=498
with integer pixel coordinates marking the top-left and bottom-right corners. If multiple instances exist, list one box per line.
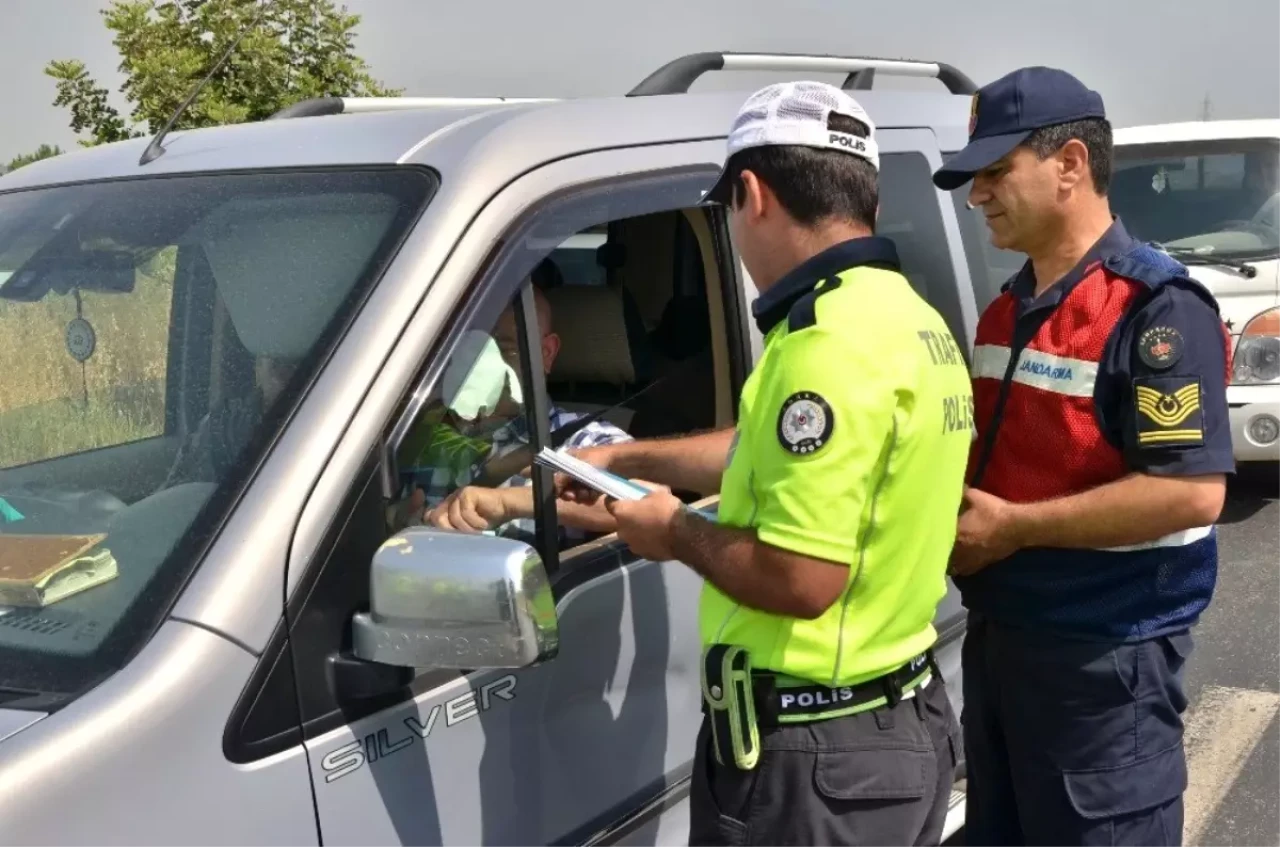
left=388, top=206, right=725, bottom=561
left=0, top=169, right=435, bottom=709
left=1111, top=139, right=1280, bottom=261
left=878, top=152, right=970, bottom=348
left=0, top=249, right=176, bottom=469
left=950, top=192, right=1026, bottom=312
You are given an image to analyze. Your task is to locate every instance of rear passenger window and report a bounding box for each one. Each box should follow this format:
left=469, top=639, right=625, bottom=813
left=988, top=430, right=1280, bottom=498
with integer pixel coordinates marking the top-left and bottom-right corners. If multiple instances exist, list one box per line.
left=950, top=192, right=1026, bottom=311
left=877, top=152, right=969, bottom=351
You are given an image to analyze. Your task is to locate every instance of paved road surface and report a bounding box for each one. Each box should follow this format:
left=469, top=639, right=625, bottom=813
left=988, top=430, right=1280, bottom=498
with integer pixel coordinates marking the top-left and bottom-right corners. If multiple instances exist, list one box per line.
left=947, top=464, right=1279, bottom=847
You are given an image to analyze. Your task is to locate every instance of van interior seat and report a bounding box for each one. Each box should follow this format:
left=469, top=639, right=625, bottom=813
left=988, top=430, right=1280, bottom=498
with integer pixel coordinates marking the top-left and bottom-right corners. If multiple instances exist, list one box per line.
left=543, top=285, right=653, bottom=434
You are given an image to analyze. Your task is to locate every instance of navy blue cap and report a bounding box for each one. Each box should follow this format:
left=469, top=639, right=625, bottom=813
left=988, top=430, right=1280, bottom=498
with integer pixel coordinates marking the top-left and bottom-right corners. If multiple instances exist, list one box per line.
left=932, top=66, right=1106, bottom=191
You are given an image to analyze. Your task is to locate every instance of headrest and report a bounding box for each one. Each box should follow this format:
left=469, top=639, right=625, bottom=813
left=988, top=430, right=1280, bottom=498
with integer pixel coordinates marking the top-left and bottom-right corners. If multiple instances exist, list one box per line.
left=544, top=286, right=637, bottom=385
left=187, top=192, right=401, bottom=360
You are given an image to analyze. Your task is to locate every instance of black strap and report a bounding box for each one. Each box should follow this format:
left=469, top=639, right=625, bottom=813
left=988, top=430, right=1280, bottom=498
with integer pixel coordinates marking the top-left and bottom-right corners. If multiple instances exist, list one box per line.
left=968, top=310, right=1054, bottom=488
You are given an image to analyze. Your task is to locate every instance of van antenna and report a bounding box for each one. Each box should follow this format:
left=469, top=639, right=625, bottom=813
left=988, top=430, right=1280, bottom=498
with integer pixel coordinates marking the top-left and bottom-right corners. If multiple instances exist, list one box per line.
left=138, top=0, right=270, bottom=166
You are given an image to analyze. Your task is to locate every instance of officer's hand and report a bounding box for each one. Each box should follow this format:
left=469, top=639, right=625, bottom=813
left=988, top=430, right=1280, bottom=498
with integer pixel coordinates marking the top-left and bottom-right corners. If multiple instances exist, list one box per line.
left=517, top=445, right=619, bottom=506
left=553, top=474, right=603, bottom=507
left=606, top=486, right=682, bottom=561
left=557, top=445, right=626, bottom=505
left=424, top=486, right=510, bottom=533
left=950, top=486, right=1022, bottom=576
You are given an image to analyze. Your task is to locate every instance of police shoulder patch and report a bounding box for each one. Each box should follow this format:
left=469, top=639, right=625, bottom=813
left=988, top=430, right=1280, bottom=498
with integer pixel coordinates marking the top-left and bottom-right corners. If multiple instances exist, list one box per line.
left=1133, top=375, right=1204, bottom=449
left=1137, top=325, right=1185, bottom=370
left=777, top=391, right=834, bottom=455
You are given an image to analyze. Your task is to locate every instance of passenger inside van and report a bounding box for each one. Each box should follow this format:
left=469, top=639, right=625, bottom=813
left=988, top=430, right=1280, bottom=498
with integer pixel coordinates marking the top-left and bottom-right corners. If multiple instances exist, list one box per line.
left=394, top=279, right=634, bottom=547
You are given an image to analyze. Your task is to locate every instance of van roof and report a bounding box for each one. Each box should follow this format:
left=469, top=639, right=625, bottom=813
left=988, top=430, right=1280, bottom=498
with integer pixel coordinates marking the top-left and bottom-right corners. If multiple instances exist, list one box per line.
left=0, top=88, right=973, bottom=192
left=1114, top=118, right=1280, bottom=146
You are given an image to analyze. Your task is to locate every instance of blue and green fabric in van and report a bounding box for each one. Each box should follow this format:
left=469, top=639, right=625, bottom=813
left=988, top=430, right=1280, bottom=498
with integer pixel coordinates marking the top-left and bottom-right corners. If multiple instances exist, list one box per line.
left=708, top=237, right=974, bottom=688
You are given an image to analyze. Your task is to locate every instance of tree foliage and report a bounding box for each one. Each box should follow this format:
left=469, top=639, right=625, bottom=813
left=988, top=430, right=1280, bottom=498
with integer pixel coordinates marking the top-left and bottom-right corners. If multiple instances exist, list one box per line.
left=46, top=0, right=399, bottom=147
left=6, top=144, right=65, bottom=173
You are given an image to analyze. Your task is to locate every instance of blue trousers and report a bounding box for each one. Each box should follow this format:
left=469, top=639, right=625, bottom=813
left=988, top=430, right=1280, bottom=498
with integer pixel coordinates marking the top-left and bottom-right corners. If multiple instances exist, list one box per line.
left=961, top=613, right=1193, bottom=846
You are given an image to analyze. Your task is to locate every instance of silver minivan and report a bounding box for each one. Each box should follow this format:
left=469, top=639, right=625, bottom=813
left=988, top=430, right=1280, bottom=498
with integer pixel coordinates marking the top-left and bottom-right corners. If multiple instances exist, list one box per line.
left=0, top=53, right=994, bottom=845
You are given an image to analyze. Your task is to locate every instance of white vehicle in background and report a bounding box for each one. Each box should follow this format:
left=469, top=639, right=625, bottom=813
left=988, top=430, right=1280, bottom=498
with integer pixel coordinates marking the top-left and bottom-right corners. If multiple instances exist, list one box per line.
left=1111, top=119, right=1280, bottom=463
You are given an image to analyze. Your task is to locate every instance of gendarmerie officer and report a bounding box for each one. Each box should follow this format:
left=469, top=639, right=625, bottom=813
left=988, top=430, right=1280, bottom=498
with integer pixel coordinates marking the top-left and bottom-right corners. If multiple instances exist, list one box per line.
left=934, top=66, right=1233, bottom=846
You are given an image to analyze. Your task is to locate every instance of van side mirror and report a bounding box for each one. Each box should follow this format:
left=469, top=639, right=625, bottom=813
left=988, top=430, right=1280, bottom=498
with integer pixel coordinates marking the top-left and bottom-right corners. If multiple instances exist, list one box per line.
left=351, top=528, right=559, bottom=670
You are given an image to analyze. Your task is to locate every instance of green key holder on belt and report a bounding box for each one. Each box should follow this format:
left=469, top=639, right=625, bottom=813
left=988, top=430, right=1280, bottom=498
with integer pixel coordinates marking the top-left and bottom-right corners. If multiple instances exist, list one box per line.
left=701, top=644, right=760, bottom=771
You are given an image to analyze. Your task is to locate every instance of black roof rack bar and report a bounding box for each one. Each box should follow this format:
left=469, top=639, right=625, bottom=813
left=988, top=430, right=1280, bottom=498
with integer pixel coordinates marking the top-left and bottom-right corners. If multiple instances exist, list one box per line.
left=627, top=52, right=977, bottom=97
left=269, top=96, right=557, bottom=120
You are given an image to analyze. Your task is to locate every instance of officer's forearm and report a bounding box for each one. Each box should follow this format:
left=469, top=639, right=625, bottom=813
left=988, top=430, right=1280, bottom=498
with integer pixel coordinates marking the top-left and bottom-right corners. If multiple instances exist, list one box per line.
left=1008, top=472, right=1227, bottom=550
left=669, top=508, right=846, bottom=619
left=607, top=428, right=734, bottom=496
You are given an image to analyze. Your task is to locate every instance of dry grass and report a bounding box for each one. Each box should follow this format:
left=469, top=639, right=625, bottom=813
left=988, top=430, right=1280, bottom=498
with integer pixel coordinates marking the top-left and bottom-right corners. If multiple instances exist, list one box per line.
left=0, top=251, right=175, bottom=469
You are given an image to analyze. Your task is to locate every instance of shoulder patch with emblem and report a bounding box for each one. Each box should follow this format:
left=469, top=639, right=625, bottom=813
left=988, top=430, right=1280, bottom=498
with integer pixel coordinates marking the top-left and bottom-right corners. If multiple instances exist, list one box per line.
left=1137, top=326, right=1184, bottom=370
left=1134, top=376, right=1203, bottom=448
left=777, top=391, right=834, bottom=455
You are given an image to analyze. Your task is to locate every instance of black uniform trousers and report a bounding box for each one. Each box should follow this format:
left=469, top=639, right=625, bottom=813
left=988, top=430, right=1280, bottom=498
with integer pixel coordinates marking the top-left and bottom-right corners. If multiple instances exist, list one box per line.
left=962, top=612, right=1194, bottom=846
left=688, top=674, right=960, bottom=846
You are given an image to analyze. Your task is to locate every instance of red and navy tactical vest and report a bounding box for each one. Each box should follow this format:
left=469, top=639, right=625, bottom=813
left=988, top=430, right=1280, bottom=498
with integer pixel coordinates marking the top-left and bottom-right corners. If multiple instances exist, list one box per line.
left=955, top=242, right=1227, bottom=642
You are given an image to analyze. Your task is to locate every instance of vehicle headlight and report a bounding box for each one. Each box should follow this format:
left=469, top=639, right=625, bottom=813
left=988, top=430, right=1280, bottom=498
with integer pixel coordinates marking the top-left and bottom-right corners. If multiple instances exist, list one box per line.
left=1233, top=307, right=1280, bottom=384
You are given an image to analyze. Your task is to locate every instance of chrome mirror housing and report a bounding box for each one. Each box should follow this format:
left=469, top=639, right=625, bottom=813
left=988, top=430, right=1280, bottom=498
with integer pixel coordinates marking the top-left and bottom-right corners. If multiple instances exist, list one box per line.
left=351, top=528, right=559, bottom=670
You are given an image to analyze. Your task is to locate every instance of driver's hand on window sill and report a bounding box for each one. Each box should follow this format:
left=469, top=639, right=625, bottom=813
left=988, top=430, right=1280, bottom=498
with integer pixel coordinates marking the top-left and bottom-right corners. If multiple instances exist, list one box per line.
left=423, top=485, right=526, bottom=533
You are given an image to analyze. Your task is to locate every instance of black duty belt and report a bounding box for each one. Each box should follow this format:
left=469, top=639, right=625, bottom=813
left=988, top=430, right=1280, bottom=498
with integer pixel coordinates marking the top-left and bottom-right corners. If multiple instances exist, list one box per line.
left=701, top=645, right=938, bottom=770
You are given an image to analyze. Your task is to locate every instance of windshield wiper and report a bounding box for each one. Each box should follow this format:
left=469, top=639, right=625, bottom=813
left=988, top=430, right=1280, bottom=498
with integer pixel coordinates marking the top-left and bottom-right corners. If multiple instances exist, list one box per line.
left=1160, top=247, right=1259, bottom=278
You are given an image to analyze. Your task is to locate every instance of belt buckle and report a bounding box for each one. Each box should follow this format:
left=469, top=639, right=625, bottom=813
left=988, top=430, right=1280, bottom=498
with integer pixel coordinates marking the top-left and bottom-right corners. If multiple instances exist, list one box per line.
left=883, top=651, right=930, bottom=708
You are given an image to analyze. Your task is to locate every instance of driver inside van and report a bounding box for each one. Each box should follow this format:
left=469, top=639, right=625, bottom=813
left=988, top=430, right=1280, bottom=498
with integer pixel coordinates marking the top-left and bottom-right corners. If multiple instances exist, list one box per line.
left=161, top=355, right=298, bottom=489
left=1244, top=151, right=1279, bottom=233
left=392, top=283, right=633, bottom=547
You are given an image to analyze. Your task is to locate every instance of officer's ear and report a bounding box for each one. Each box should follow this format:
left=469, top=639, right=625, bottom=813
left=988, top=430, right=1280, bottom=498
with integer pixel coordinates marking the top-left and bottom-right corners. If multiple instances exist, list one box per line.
left=1057, top=138, right=1092, bottom=191
left=735, top=168, right=771, bottom=223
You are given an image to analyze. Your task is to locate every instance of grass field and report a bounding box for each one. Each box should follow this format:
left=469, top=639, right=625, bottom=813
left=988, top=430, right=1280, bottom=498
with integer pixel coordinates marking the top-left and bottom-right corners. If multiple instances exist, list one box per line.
left=0, top=252, right=174, bottom=470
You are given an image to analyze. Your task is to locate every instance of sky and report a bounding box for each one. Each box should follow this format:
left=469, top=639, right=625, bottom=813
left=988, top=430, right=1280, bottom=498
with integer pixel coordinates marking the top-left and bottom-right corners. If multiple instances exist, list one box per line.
left=3, top=0, right=1279, bottom=163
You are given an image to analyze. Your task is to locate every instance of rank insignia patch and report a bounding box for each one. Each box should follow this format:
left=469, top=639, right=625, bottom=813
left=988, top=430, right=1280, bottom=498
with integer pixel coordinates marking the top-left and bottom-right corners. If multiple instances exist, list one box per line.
left=1137, top=325, right=1185, bottom=370
left=1134, top=376, right=1204, bottom=448
left=777, top=391, right=834, bottom=455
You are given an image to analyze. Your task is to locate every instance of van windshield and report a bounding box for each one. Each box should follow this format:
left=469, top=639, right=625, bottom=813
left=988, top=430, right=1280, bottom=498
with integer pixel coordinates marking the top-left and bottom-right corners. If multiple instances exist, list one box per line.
left=0, top=168, right=435, bottom=709
left=1111, top=137, right=1280, bottom=261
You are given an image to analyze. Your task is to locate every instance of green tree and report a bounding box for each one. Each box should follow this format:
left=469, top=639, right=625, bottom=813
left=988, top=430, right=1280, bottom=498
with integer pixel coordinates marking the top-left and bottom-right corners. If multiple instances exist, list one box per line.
left=46, top=0, right=400, bottom=147
left=6, top=144, right=65, bottom=172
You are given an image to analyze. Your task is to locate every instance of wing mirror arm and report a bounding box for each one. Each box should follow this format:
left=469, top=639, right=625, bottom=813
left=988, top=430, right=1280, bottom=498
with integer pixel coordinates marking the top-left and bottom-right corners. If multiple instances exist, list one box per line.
left=327, top=650, right=414, bottom=702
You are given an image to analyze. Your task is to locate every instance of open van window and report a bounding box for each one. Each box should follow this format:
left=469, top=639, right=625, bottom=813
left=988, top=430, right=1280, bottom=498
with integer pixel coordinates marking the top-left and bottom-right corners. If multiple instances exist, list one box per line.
left=1111, top=138, right=1280, bottom=262
left=0, top=168, right=435, bottom=709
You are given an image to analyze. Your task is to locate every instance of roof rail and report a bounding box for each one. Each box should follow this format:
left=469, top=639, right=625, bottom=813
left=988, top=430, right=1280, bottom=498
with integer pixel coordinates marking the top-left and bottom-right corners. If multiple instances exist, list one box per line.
left=627, top=52, right=977, bottom=97
left=270, top=95, right=557, bottom=120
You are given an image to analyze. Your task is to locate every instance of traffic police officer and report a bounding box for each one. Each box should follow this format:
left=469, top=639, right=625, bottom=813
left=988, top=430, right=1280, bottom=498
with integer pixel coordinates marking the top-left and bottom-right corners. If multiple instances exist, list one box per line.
left=932, top=67, right=1234, bottom=845
left=569, top=81, right=973, bottom=845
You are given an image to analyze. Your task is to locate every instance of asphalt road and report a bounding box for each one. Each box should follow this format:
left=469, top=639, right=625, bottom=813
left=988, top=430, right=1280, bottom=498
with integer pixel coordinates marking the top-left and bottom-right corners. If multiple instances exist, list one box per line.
left=947, top=463, right=1279, bottom=847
